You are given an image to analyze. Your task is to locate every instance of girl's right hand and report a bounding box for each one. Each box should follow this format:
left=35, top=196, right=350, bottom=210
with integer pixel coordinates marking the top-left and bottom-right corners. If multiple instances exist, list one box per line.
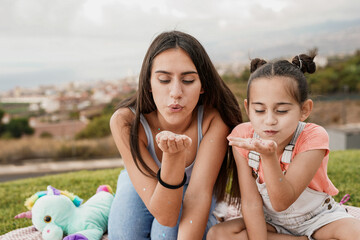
left=228, top=137, right=277, bottom=156
left=156, top=131, right=192, bottom=154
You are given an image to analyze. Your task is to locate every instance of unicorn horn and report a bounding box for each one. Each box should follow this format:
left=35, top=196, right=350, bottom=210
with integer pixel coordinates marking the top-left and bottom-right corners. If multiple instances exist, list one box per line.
left=14, top=211, right=32, bottom=219
left=47, top=185, right=54, bottom=195
left=47, top=185, right=61, bottom=195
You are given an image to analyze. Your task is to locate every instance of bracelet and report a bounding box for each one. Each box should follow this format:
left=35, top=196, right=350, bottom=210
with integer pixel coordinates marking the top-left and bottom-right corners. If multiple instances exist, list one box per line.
left=157, top=168, right=187, bottom=189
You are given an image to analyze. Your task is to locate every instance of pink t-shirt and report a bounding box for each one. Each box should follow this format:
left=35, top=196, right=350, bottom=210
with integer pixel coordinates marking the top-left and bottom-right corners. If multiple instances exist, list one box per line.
left=228, top=122, right=339, bottom=196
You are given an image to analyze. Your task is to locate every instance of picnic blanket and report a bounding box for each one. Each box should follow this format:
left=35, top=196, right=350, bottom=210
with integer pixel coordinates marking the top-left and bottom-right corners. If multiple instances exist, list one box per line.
left=0, top=226, right=109, bottom=240
left=2, top=204, right=360, bottom=240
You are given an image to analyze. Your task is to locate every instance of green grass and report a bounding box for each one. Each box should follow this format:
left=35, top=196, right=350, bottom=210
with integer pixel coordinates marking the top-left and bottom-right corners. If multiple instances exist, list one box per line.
left=0, top=103, right=30, bottom=115
left=328, top=150, right=360, bottom=205
left=0, top=150, right=360, bottom=236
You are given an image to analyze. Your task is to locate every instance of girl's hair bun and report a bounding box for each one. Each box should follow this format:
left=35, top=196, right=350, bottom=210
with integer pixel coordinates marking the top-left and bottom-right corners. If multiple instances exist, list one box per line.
left=250, top=58, right=267, bottom=73
left=291, top=49, right=317, bottom=74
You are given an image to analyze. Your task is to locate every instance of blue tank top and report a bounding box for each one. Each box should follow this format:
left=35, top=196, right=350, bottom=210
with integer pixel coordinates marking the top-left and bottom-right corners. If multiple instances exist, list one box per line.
left=134, top=105, right=204, bottom=184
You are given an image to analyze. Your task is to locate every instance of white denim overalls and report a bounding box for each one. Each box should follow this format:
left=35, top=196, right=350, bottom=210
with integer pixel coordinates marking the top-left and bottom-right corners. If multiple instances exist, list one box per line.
left=248, top=122, right=351, bottom=238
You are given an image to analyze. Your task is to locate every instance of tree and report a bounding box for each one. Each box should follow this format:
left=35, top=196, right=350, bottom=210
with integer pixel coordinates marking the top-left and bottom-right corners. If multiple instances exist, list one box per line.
left=307, top=68, right=339, bottom=94
left=1, top=118, right=34, bottom=139
left=0, top=109, right=5, bottom=136
left=75, top=113, right=112, bottom=139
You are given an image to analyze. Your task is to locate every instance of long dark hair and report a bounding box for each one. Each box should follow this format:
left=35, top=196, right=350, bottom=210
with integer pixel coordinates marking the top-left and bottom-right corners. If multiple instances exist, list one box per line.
left=117, top=30, right=242, bottom=202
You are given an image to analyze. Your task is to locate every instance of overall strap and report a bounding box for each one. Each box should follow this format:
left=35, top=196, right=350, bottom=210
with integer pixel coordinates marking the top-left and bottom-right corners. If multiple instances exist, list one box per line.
left=248, top=132, right=261, bottom=170
left=248, top=122, right=306, bottom=171
left=280, top=121, right=306, bottom=164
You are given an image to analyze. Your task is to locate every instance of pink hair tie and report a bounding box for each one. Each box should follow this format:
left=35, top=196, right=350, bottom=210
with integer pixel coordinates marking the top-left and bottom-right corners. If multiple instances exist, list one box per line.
left=339, top=194, right=350, bottom=205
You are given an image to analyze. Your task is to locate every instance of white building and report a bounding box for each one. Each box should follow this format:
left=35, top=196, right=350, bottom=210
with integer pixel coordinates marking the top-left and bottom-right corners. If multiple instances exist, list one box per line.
left=40, top=97, right=60, bottom=113
left=326, top=124, right=360, bottom=150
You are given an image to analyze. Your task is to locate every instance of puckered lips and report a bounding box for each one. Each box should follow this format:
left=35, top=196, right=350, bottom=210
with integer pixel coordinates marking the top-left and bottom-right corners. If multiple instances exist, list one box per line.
left=168, top=104, right=183, bottom=113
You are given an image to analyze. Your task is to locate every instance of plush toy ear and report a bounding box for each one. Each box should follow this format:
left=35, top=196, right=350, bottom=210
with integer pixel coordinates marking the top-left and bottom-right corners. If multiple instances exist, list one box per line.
left=47, top=185, right=61, bottom=195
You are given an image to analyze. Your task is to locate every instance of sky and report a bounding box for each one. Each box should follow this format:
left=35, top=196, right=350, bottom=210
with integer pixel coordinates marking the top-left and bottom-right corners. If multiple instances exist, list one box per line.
left=1, top=0, right=360, bottom=92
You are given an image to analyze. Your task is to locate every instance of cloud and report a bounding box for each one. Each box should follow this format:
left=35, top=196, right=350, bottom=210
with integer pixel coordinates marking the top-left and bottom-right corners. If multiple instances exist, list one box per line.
left=0, top=0, right=85, bottom=36
left=0, top=0, right=359, bottom=92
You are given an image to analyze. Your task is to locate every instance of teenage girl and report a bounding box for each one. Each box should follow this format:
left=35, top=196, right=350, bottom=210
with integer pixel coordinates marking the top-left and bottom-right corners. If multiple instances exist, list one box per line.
left=207, top=53, right=360, bottom=239
left=108, top=31, right=242, bottom=240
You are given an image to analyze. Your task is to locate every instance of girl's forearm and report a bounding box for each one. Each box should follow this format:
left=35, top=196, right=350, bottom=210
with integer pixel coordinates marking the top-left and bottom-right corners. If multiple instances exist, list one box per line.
left=177, top=193, right=212, bottom=240
left=148, top=152, right=187, bottom=226
left=160, top=151, right=187, bottom=185
left=149, top=186, right=184, bottom=226
left=261, top=155, right=296, bottom=211
left=242, top=205, right=268, bottom=240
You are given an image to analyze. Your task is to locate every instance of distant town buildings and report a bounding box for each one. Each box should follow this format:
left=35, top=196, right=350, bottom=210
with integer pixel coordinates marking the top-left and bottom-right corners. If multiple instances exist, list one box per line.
left=0, top=76, right=138, bottom=139
left=29, top=117, right=87, bottom=139
left=0, top=77, right=137, bottom=113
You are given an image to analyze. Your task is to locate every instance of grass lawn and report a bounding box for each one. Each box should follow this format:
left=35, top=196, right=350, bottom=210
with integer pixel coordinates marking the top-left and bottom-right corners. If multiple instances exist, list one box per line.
left=0, top=150, right=359, bottom=236
left=327, top=150, right=360, bottom=205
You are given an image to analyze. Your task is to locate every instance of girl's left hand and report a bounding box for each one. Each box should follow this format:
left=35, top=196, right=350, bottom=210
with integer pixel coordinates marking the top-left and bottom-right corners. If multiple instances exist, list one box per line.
left=156, top=130, right=192, bottom=154
left=228, top=137, right=277, bottom=156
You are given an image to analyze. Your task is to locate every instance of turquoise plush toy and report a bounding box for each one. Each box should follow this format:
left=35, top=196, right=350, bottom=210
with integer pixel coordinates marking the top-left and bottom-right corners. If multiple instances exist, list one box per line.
left=15, top=185, right=114, bottom=240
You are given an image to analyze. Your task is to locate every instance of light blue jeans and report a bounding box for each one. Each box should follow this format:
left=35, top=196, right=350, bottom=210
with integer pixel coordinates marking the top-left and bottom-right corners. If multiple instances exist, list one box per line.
left=108, top=169, right=218, bottom=240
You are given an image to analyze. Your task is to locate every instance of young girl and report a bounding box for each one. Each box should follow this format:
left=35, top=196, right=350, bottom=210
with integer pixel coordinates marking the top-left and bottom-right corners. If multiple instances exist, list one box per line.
left=207, top=53, right=360, bottom=239
left=108, top=31, right=242, bottom=240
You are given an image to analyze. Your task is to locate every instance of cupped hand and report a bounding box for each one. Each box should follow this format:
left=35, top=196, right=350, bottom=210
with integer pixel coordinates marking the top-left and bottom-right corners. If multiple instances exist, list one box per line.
left=228, top=137, right=277, bottom=156
left=155, top=130, right=192, bottom=154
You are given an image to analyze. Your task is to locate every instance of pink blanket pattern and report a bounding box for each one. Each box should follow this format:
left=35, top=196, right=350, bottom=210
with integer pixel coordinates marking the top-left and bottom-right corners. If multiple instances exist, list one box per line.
left=0, top=226, right=108, bottom=240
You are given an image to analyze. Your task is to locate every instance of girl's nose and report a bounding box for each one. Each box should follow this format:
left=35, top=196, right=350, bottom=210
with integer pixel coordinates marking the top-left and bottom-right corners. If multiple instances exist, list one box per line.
left=265, top=112, right=277, bottom=125
left=169, top=81, right=182, bottom=99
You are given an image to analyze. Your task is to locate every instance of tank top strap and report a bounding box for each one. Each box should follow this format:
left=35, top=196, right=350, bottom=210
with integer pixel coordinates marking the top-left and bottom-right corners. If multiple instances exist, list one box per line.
left=197, top=105, right=204, bottom=147
left=182, top=105, right=204, bottom=183
left=129, top=107, right=158, bottom=165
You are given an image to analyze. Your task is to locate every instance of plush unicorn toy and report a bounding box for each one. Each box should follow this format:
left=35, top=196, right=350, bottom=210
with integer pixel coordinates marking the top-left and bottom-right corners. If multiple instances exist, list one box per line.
left=15, top=185, right=114, bottom=240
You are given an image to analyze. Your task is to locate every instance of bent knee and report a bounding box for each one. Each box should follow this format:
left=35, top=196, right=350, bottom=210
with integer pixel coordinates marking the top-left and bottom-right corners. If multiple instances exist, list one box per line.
left=207, top=226, right=249, bottom=240
left=313, top=217, right=360, bottom=240
left=335, top=218, right=360, bottom=239
left=342, top=218, right=360, bottom=239
left=207, top=225, right=224, bottom=240
left=207, top=225, right=245, bottom=240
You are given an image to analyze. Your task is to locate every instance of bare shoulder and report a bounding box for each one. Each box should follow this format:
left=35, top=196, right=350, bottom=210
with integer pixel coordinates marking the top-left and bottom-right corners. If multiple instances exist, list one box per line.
left=109, top=108, right=135, bottom=142
left=202, top=106, right=222, bottom=122
left=110, top=107, right=134, bottom=129
left=202, top=106, right=228, bottom=134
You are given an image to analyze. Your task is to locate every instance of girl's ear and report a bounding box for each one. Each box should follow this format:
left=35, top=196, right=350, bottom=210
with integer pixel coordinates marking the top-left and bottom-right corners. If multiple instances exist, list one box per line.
left=300, top=99, right=313, bottom=121
left=244, top=99, right=249, bottom=116
left=200, top=87, right=204, bottom=94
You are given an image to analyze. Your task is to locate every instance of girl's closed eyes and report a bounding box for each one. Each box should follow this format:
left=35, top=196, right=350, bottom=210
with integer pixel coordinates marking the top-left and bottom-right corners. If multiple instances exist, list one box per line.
left=253, top=108, right=290, bottom=114
left=157, top=74, right=196, bottom=84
